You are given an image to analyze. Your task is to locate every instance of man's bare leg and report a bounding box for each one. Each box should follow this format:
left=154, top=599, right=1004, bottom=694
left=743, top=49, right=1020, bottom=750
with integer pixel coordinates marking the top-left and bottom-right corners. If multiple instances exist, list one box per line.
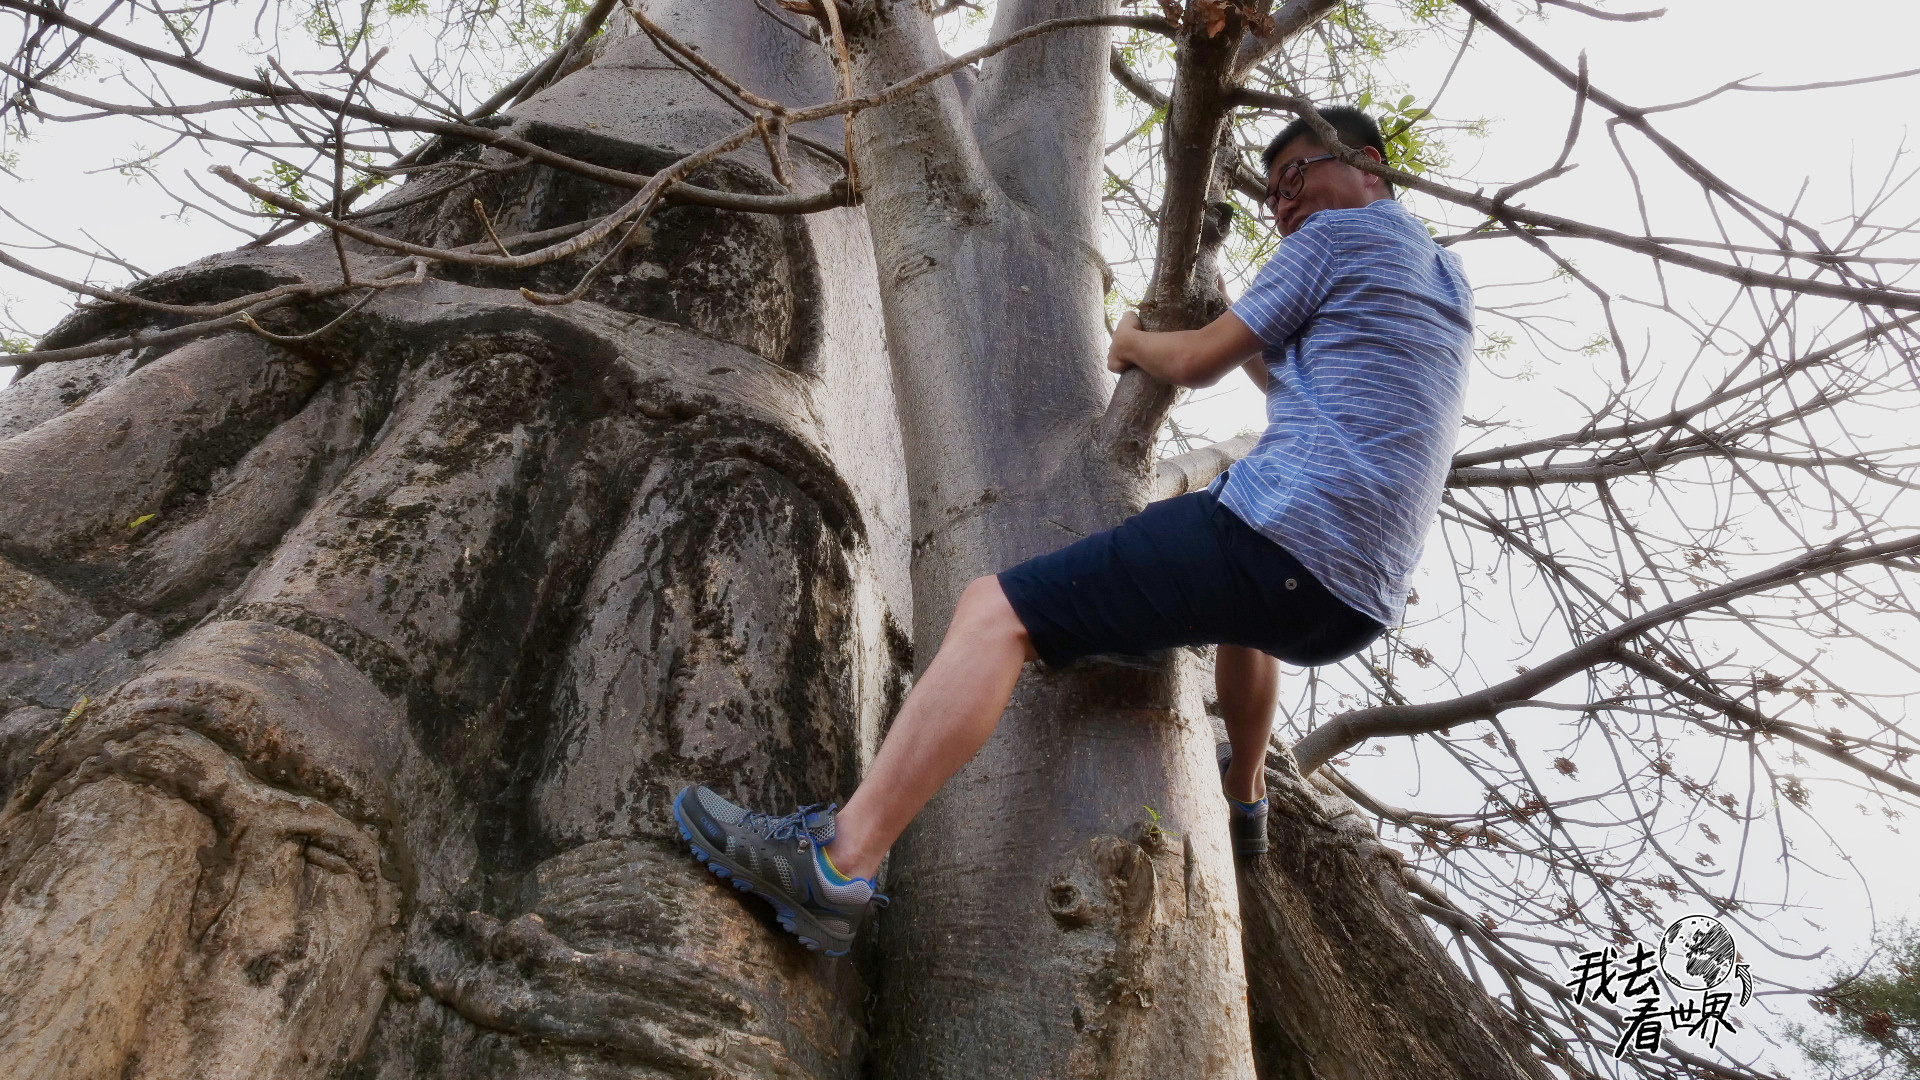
left=1218, top=644, right=1280, bottom=803
left=827, top=575, right=1038, bottom=881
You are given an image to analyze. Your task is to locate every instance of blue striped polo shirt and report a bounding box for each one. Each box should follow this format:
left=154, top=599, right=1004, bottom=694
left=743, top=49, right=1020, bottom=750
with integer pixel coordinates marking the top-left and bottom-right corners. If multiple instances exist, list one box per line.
left=1218, top=197, right=1473, bottom=627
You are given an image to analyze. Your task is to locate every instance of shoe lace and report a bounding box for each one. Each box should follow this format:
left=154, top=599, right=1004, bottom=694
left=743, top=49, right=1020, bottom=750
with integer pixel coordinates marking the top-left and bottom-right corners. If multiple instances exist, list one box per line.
left=740, top=802, right=889, bottom=908
left=742, top=802, right=835, bottom=844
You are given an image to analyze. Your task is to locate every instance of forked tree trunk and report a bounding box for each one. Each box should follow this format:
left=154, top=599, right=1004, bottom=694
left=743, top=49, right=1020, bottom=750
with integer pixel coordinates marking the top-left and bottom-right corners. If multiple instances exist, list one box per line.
left=846, top=3, right=1253, bottom=1075
left=0, top=3, right=1549, bottom=1078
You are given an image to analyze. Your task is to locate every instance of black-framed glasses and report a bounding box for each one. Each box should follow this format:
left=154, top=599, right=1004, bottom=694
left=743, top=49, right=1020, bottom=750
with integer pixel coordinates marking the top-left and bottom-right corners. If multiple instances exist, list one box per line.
left=1264, top=153, right=1338, bottom=212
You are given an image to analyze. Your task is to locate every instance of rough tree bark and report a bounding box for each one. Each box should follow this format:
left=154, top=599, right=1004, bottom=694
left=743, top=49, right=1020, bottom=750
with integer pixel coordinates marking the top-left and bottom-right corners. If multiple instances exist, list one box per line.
left=0, top=9, right=908, bottom=1076
left=1235, top=745, right=1556, bottom=1080
left=0, top=2, right=1550, bottom=1077
left=844, top=3, right=1254, bottom=1076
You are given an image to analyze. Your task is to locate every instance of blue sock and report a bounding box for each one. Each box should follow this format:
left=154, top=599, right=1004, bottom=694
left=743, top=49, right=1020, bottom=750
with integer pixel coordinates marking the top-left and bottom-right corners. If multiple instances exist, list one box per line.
left=1227, top=794, right=1267, bottom=814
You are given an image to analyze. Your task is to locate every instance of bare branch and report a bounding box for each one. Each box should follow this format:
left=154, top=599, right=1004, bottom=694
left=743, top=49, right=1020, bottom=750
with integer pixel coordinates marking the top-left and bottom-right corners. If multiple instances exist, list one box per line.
left=1098, top=8, right=1276, bottom=465
left=1231, top=0, right=1347, bottom=81
left=1234, top=86, right=1920, bottom=311
left=1292, top=532, right=1920, bottom=773
left=1152, top=431, right=1257, bottom=498
left=1455, top=314, right=1920, bottom=467
left=1613, top=652, right=1920, bottom=800
left=1533, top=0, right=1666, bottom=22
left=0, top=1, right=844, bottom=216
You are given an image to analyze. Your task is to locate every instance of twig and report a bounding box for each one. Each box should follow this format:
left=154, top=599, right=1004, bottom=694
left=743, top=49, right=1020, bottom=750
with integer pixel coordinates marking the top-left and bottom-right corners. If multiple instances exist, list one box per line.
left=626, top=3, right=789, bottom=114
left=1291, top=531, right=1920, bottom=773
left=1534, top=0, right=1666, bottom=21
left=211, top=113, right=759, bottom=274
left=755, top=113, right=793, bottom=189
left=0, top=247, right=322, bottom=318
left=0, top=3, right=841, bottom=217
left=1613, top=651, right=1920, bottom=799
left=472, top=199, right=512, bottom=256
left=1230, top=86, right=1920, bottom=312
left=1453, top=314, right=1920, bottom=466
left=813, top=0, right=858, bottom=197
left=237, top=258, right=424, bottom=344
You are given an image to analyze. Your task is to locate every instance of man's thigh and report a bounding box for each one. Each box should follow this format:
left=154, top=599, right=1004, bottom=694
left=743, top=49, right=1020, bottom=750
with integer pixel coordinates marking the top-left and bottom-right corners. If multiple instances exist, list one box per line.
left=996, top=491, right=1368, bottom=668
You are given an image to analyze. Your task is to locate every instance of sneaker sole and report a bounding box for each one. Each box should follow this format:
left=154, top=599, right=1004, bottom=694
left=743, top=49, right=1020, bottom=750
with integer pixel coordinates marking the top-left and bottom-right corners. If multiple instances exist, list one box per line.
left=670, top=789, right=855, bottom=958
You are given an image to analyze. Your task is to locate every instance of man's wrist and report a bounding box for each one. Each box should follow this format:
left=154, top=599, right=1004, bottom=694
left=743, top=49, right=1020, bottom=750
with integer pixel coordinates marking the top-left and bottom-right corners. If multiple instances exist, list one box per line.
left=1117, top=327, right=1151, bottom=374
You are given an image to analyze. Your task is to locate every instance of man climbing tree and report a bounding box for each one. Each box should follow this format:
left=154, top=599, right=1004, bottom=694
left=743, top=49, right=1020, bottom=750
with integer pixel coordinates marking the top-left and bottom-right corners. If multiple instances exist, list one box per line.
left=673, top=106, right=1474, bottom=958
left=4, top=0, right=1917, bottom=1076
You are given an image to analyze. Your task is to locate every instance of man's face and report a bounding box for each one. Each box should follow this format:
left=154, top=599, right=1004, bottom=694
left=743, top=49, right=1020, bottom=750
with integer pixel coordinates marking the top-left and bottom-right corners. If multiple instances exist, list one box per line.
left=1264, top=137, right=1385, bottom=237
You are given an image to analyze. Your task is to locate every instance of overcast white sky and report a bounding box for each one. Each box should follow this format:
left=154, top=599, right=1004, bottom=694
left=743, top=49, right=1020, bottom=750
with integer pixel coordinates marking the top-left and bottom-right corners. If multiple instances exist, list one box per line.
left=4, top=1, right=1917, bottom=1073
left=1182, top=4, right=1920, bottom=1071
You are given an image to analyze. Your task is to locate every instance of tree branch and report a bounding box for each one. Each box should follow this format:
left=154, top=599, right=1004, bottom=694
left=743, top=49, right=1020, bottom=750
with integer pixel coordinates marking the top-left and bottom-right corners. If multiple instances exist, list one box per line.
left=1291, top=531, right=1920, bottom=774
left=1232, top=86, right=1920, bottom=312
left=1450, top=0, right=1854, bottom=264
left=1097, top=6, right=1268, bottom=465
left=0, top=3, right=849, bottom=218
left=972, top=0, right=1117, bottom=228
left=1230, top=0, right=1345, bottom=80
left=1533, top=0, right=1666, bottom=22
left=1110, top=47, right=1267, bottom=200
left=208, top=106, right=756, bottom=273
left=1453, top=315, right=1920, bottom=467
left=1402, top=873, right=1779, bottom=1080
left=1612, top=651, right=1920, bottom=800
left=5, top=6, right=1168, bottom=361
left=0, top=260, right=423, bottom=367
left=1449, top=443, right=1721, bottom=487
left=1, top=217, right=598, bottom=367
left=0, top=247, right=324, bottom=318
left=1152, top=431, right=1257, bottom=498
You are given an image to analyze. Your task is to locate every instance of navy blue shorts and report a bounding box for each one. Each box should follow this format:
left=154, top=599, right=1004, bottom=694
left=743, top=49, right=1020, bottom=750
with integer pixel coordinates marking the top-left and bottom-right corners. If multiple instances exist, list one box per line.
left=997, top=490, right=1384, bottom=669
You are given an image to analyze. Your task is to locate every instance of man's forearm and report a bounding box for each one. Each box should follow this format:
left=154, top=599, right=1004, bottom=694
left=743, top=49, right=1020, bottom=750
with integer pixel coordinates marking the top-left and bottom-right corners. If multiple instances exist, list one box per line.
left=1115, top=327, right=1208, bottom=386
left=1108, top=311, right=1266, bottom=389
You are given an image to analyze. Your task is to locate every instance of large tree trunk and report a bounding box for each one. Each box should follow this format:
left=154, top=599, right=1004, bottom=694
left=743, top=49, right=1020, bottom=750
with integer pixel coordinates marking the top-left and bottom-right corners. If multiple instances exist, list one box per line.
left=0, top=3, right=1549, bottom=1078
left=845, top=3, right=1254, bottom=1076
left=0, top=9, right=907, bottom=1076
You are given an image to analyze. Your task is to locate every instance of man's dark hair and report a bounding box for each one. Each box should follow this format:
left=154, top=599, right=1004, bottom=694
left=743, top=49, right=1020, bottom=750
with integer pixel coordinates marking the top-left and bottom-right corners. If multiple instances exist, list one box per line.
left=1261, top=106, right=1393, bottom=194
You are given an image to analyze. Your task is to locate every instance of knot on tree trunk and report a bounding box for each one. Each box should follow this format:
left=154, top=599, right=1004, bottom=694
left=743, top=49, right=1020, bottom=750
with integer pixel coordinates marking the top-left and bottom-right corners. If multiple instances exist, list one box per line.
left=1045, top=831, right=1162, bottom=932
left=1041, top=815, right=1236, bottom=1077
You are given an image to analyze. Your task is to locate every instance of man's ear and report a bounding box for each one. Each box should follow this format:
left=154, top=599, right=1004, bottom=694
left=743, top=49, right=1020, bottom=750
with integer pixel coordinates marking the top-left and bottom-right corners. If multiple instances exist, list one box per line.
left=1361, top=145, right=1387, bottom=193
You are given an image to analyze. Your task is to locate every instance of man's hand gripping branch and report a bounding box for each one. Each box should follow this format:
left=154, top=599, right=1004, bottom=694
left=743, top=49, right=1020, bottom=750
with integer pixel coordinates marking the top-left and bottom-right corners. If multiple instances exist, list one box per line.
left=1106, top=309, right=1270, bottom=391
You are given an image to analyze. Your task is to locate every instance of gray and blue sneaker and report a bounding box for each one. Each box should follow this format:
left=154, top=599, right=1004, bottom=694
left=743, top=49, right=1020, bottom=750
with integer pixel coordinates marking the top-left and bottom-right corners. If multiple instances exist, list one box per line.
left=671, top=785, right=886, bottom=957
left=1216, top=742, right=1270, bottom=856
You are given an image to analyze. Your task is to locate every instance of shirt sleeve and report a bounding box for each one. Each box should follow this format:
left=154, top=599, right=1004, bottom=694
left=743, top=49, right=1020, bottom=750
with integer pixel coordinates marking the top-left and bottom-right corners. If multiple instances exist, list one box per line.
left=1230, top=217, right=1340, bottom=347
